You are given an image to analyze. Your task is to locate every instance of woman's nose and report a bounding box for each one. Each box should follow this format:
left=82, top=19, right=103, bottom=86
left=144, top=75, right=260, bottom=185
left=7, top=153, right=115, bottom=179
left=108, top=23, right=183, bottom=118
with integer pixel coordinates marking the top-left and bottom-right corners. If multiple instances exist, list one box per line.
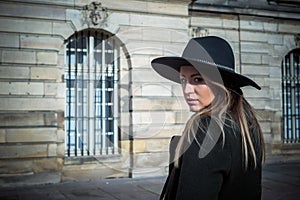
left=183, top=82, right=193, bottom=95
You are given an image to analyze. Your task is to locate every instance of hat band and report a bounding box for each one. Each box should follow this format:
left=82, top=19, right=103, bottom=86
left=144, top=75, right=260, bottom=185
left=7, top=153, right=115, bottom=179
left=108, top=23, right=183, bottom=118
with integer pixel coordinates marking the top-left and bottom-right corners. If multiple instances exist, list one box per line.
left=183, top=57, right=235, bottom=72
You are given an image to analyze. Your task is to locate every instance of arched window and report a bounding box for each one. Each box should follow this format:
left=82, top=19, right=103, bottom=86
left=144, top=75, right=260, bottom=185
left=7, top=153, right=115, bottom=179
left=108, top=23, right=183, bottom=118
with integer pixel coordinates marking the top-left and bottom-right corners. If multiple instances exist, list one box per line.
left=282, top=48, right=300, bottom=143
left=65, top=30, right=120, bottom=156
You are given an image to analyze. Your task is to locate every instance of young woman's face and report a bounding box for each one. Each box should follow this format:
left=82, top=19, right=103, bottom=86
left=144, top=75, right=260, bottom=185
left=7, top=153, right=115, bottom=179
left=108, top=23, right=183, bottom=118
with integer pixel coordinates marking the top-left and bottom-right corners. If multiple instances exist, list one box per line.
left=180, top=66, right=215, bottom=112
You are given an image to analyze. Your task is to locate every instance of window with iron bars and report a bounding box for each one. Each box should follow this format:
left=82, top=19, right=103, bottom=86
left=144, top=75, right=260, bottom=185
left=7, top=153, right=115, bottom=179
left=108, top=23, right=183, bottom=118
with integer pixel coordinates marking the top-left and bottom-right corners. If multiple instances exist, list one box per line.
left=65, top=30, right=120, bottom=156
left=282, top=48, right=300, bottom=143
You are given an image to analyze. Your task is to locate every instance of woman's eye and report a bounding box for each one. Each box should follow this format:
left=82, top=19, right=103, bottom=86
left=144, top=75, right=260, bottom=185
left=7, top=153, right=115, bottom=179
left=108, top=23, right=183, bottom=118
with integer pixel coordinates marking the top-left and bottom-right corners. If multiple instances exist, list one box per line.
left=180, top=78, right=187, bottom=84
left=193, top=77, right=204, bottom=84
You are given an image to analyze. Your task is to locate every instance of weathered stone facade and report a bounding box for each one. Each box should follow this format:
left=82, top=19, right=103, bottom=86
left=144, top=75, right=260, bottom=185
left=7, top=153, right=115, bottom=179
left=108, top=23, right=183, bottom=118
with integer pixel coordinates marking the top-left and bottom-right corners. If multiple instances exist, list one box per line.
left=0, top=0, right=299, bottom=186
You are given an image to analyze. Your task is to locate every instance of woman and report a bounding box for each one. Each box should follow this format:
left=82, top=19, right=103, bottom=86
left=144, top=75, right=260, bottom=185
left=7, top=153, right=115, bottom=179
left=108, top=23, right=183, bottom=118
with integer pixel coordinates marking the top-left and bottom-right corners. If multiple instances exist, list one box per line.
left=151, top=36, right=265, bottom=200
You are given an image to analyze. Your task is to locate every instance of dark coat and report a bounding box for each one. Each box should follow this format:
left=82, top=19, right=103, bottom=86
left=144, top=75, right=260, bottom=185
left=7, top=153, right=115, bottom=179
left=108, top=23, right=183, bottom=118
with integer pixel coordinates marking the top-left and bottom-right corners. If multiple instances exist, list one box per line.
left=160, top=116, right=262, bottom=200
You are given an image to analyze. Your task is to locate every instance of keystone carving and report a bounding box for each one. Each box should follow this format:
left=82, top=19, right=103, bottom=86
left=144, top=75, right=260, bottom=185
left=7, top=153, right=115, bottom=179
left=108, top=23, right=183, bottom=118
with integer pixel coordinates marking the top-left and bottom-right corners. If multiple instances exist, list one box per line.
left=83, top=1, right=108, bottom=26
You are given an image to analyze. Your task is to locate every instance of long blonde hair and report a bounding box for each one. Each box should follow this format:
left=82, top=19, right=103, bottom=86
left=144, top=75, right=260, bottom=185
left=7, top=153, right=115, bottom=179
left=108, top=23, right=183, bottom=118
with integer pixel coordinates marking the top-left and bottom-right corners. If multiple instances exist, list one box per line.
left=174, top=80, right=265, bottom=169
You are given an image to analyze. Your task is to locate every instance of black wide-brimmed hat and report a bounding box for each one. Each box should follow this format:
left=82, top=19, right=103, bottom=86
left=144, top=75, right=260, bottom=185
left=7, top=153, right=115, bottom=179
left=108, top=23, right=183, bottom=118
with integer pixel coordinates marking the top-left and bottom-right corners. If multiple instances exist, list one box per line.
left=151, top=36, right=261, bottom=92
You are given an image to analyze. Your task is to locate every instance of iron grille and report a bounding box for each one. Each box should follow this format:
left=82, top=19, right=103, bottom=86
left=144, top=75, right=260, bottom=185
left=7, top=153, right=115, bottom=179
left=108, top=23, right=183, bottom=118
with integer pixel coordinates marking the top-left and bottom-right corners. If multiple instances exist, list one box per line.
left=65, top=30, right=120, bottom=156
left=282, top=49, right=300, bottom=143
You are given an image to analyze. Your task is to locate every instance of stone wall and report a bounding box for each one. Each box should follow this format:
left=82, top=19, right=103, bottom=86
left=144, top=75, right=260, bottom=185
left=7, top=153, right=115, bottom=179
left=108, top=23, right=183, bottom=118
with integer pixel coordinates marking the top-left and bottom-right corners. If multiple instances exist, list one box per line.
left=0, top=0, right=190, bottom=185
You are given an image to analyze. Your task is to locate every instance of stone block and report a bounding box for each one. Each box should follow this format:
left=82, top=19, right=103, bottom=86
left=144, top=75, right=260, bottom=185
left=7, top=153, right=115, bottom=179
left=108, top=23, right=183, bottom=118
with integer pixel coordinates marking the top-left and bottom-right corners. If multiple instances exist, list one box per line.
left=0, top=18, right=52, bottom=35
left=0, top=66, right=30, bottom=80
left=0, top=112, right=57, bottom=127
left=134, top=151, right=168, bottom=168
left=0, top=159, right=33, bottom=174
left=0, top=172, right=61, bottom=187
left=131, top=55, right=151, bottom=69
left=0, top=144, right=48, bottom=158
left=32, top=158, right=60, bottom=172
left=269, top=65, right=282, bottom=78
left=133, top=124, right=184, bottom=139
left=245, top=98, right=267, bottom=110
left=0, top=129, right=5, bottom=143
left=241, top=53, right=262, bottom=64
left=37, top=51, right=58, bottom=65
left=223, top=18, right=239, bottom=29
left=48, top=144, right=57, bottom=156
left=131, top=166, right=166, bottom=178
left=0, top=82, right=44, bottom=96
left=117, top=26, right=143, bottom=44
left=133, top=140, right=146, bottom=153
left=20, top=35, right=64, bottom=51
left=144, top=139, right=170, bottom=152
left=132, top=97, right=186, bottom=111
left=141, top=27, right=173, bottom=42
left=0, top=33, right=19, bottom=48
left=132, top=111, right=176, bottom=125
left=6, top=128, right=57, bottom=143
left=263, top=22, right=278, bottom=32
left=241, top=42, right=270, bottom=54
left=57, top=143, right=65, bottom=157
left=62, top=159, right=128, bottom=181
left=2, top=50, right=36, bottom=64
left=170, top=30, right=189, bottom=43
left=31, top=67, right=58, bottom=80
left=163, top=42, right=187, bottom=56
left=131, top=69, right=170, bottom=83
left=147, top=1, right=188, bottom=16
left=243, top=87, right=269, bottom=98
left=242, top=65, right=269, bottom=76
left=175, top=111, right=190, bottom=124
left=52, top=22, right=75, bottom=39
left=278, top=23, right=300, bottom=34
left=141, top=84, right=172, bottom=96
left=267, top=34, right=283, bottom=45
left=106, top=12, right=130, bottom=26
left=240, top=19, right=264, bottom=31
left=240, top=31, right=267, bottom=42
left=0, top=2, right=65, bottom=20
left=129, top=13, right=188, bottom=29
left=57, top=129, right=65, bottom=143
left=126, top=41, right=164, bottom=56
left=0, top=97, right=65, bottom=111
left=191, top=16, right=222, bottom=27
left=263, top=133, right=273, bottom=144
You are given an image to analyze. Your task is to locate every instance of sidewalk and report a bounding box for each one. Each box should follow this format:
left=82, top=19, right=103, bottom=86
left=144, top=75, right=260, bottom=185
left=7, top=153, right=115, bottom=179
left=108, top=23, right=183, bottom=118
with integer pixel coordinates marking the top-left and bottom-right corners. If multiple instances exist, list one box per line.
left=0, top=158, right=299, bottom=200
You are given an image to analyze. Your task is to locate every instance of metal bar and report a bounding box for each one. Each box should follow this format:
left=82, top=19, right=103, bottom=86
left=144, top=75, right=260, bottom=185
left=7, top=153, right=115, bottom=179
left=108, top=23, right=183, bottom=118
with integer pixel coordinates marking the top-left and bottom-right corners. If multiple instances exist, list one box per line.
left=81, top=31, right=85, bottom=156
left=95, top=32, right=101, bottom=155
left=296, top=54, right=300, bottom=141
left=67, top=37, right=72, bottom=156
left=113, top=39, right=119, bottom=154
left=290, top=53, right=296, bottom=142
left=101, top=32, right=107, bottom=154
left=282, top=59, right=286, bottom=143
left=74, top=32, right=78, bottom=156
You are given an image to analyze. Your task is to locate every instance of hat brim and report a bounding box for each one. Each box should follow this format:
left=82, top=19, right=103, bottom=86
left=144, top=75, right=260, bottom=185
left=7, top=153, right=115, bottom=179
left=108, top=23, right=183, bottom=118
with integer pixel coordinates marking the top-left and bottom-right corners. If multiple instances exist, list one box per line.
left=151, top=56, right=261, bottom=90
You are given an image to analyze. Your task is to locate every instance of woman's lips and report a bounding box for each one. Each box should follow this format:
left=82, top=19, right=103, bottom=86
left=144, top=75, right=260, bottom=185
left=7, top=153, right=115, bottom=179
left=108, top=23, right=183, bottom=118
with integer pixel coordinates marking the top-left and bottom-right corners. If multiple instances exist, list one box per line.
left=186, top=98, right=198, bottom=105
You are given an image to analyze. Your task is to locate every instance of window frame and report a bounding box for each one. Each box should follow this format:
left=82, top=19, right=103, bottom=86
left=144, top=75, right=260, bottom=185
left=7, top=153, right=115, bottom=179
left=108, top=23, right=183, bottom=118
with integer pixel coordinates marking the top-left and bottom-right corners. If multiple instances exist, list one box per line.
left=65, top=29, right=120, bottom=157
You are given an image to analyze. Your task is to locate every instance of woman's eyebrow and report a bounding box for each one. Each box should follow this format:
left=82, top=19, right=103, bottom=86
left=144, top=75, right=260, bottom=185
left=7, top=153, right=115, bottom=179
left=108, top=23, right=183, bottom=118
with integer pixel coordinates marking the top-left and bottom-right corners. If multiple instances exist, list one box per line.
left=191, top=73, right=202, bottom=78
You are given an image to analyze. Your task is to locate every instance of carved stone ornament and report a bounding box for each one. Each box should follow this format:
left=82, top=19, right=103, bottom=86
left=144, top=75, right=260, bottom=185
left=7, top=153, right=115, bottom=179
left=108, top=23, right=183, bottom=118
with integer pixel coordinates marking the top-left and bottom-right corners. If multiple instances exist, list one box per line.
left=83, top=1, right=108, bottom=26
left=190, top=27, right=209, bottom=37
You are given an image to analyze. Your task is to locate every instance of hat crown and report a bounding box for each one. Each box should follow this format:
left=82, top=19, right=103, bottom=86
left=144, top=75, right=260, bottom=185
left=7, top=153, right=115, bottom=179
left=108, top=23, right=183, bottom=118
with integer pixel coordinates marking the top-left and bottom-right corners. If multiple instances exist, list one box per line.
left=182, top=36, right=235, bottom=71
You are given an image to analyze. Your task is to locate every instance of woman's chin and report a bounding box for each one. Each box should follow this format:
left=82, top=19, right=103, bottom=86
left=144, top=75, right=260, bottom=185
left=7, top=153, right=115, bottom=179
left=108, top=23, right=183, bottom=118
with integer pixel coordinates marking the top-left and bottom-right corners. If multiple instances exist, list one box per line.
left=189, top=105, right=201, bottom=112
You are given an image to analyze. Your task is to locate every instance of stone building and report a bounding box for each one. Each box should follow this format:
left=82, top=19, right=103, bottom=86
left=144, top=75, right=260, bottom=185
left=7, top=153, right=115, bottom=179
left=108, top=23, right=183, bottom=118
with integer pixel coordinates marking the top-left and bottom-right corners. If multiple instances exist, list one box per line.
left=0, top=0, right=299, bottom=186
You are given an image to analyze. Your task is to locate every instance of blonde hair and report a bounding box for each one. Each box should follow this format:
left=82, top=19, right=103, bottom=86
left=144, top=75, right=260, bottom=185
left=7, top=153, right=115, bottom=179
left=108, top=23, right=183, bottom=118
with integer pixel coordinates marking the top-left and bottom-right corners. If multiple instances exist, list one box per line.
left=174, top=80, right=265, bottom=169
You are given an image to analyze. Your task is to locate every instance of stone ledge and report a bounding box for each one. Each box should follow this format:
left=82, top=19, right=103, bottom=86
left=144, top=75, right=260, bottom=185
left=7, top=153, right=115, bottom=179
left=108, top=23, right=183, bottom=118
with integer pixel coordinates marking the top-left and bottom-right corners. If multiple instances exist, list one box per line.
left=265, top=152, right=300, bottom=164
left=0, top=172, right=61, bottom=188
